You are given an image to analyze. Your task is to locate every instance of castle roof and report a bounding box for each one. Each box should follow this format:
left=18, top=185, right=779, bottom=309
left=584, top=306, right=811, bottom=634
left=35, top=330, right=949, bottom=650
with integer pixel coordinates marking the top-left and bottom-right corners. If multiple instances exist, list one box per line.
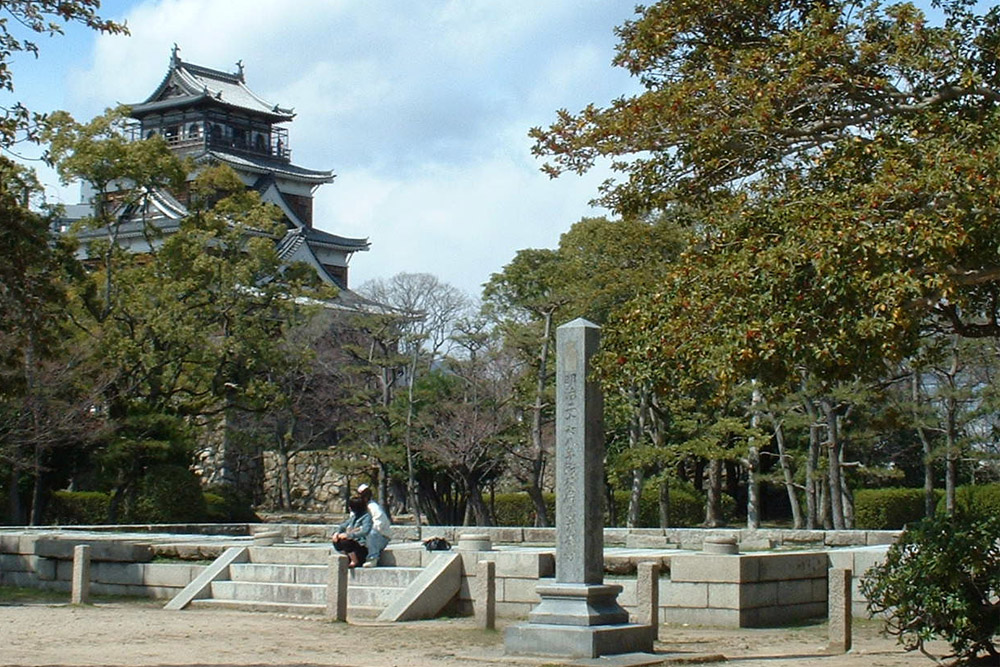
left=130, top=51, right=294, bottom=123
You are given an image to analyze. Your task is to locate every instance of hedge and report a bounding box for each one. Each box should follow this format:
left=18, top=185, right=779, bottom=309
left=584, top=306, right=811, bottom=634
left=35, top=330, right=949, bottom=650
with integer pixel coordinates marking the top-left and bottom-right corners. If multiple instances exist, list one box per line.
left=122, top=464, right=207, bottom=524
left=45, top=490, right=111, bottom=525
left=936, top=483, right=1000, bottom=518
left=854, top=487, right=935, bottom=530
left=490, top=482, right=708, bottom=528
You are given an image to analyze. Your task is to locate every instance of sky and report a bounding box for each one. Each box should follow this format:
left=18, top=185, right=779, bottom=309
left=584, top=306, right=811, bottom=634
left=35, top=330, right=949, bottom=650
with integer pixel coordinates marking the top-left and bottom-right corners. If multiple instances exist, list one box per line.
left=5, top=0, right=643, bottom=298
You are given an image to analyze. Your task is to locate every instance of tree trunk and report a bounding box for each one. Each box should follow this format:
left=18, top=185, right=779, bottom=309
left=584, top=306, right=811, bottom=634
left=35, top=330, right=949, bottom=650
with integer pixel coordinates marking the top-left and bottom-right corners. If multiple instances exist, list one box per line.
left=912, top=372, right=936, bottom=517
left=823, top=399, right=846, bottom=530
left=772, top=417, right=803, bottom=529
left=746, top=383, right=762, bottom=529
left=626, top=385, right=647, bottom=528
left=801, top=392, right=820, bottom=530
left=658, top=475, right=671, bottom=528
left=705, top=458, right=724, bottom=527
left=404, top=343, right=423, bottom=527
left=527, top=309, right=554, bottom=527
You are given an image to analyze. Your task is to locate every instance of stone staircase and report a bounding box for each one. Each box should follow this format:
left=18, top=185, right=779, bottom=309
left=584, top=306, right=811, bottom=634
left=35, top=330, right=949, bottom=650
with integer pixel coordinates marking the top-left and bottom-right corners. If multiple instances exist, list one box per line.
left=185, top=545, right=424, bottom=617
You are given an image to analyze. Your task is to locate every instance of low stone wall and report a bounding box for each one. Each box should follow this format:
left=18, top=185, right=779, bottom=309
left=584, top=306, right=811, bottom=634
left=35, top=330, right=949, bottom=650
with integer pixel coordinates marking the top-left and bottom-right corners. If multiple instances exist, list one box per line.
left=0, top=533, right=206, bottom=599
left=0, top=526, right=894, bottom=626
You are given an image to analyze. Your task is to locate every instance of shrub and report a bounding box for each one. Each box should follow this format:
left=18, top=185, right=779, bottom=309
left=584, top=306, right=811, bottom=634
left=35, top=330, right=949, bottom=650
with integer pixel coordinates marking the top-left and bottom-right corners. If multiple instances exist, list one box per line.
left=123, top=464, right=206, bottom=524
left=854, top=487, right=932, bottom=529
left=935, top=483, right=1000, bottom=519
left=861, top=513, right=1000, bottom=664
left=611, top=482, right=707, bottom=527
left=45, top=491, right=110, bottom=525
left=490, top=482, right=709, bottom=527
left=202, top=484, right=259, bottom=523
left=492, top=492, right=555, bottom=527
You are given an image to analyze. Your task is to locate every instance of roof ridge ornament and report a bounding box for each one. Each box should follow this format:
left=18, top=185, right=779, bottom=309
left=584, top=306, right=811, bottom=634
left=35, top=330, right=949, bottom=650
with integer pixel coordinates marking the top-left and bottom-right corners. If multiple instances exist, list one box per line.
left=171, top=43, right=181, bottom=67
left=236, top=59, right=244, bottom=81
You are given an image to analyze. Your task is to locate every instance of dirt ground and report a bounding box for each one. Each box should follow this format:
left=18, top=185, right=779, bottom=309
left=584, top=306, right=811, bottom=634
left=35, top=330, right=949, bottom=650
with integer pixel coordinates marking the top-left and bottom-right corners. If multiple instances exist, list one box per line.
left=0, top=600, right=954, bottom=667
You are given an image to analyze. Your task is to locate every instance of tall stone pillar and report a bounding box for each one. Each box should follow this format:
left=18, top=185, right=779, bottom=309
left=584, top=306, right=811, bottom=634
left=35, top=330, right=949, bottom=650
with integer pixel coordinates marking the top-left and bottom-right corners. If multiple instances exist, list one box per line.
left=505, top=318, right=654, bottom=659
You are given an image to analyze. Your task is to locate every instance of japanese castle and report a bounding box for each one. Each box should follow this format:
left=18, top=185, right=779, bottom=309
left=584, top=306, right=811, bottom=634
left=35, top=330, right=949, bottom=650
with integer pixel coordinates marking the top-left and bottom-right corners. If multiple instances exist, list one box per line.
left=64, top=47, right=370, bottom=290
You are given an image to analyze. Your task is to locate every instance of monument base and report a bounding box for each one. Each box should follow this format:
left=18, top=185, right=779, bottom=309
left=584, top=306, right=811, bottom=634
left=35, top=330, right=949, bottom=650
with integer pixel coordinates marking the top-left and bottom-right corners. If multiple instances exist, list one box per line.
left=504, top=622, right=655, bottom=659
left=529, top=582, right=629, bottom=626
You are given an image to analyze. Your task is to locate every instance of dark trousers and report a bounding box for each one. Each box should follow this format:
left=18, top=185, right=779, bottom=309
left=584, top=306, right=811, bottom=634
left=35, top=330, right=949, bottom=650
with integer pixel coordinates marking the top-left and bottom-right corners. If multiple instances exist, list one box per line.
left=334, top=538, right=368, bottom=562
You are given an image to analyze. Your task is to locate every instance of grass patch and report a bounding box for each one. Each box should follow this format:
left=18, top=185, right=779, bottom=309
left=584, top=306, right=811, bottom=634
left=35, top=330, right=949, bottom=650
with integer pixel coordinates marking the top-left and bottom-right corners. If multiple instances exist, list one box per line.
left=0, top=584, right=157, bottom=606
left=0, top=585, right=68, bottom=604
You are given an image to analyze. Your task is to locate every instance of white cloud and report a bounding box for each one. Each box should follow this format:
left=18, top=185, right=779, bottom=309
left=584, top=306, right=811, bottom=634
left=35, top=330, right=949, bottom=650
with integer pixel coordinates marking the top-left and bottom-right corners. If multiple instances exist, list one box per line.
left=55, top=0, right=641, bottom=297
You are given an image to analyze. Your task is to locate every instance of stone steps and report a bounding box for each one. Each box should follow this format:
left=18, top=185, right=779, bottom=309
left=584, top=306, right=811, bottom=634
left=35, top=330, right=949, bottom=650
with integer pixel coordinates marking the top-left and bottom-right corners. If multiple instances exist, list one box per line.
left=189, top=546, right=423, bottom=615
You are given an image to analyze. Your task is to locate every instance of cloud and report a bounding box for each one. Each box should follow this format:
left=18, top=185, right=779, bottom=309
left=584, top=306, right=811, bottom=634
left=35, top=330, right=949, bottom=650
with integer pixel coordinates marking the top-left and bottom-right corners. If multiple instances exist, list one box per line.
left=59, top=0, right=641, bottom=296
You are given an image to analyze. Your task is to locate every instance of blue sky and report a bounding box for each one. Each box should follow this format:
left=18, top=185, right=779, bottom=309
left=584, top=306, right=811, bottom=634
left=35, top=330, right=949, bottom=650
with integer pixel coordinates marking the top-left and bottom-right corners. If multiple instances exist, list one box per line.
left=5, top=1, right=641, bottom=298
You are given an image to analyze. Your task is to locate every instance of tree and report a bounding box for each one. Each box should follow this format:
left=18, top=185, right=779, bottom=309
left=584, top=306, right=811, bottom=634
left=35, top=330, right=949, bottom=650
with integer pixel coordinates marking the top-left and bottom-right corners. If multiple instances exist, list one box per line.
left=0, top=2, right=127, bottom=523
left=484, top=248, right=568, bottom=526
left=358, top=272, right=471, bottom=523
left=0, top=1, right=126, bottom=148
left=862, top=513, right=1000, bottom=664
left=533, top=1, right=1000, bottom=523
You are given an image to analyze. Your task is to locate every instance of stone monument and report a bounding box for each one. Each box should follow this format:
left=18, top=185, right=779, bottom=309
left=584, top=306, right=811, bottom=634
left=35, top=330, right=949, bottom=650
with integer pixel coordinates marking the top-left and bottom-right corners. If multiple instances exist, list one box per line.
left=504, top=318, right=654, bottom=658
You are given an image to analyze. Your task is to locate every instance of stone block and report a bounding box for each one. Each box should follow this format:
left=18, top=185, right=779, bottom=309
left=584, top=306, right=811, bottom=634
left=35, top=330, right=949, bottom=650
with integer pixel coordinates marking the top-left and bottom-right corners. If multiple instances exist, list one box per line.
left=812, top=577, right=828, bottom=602
left=779, top=530, right=826, bottom=546
left=143, top=563, right=203, bottom=588
left=56, top=560, right=73, bottom=581
left=35, top=556, right=57, bottom=581
left=496, top=600, right=534, bottom=618
left=493, top=550, right=554, bottom=578
left=826, top=550, right=854, bottom=571
left=488, top=527, right=523, bottom=544
left=662, top=581, right=708, bottom=608
left=295, top=525, right=329, bottom=541
left=0, top=533, right=23, bottom=553
left=2, top=570, right=39, bottom=587
left=825, top=530, right=867, bottom=547
left=501, top=577, right=545, bottom=604
left=747, top=602, right=826, bottom=627
left=777, top=579, right=816, bottom=604
left=474, top=560, right=496, bottom=630
left=625, top=533, right=671, bottom=549
left=828, top=567, right=852, bottom=653
left=866, top=531, right=900, bottom=546
left=522, top=527, right=556, bottom=544
left=392, top=526, right=420, bottom=541
left=35, top=539, right=153, bottom=563
left=604, top=528, right=629, bottom=546
left=851, top=548, right=888, bottom=576
left=613, top=578, right=636, bottom=606
left=757, top=553, right=826, bottom=581
left=707, top=582, right=741, bottom=609
left=739, top=582, right=778, bottom=609
left=664, top=606, right=741, bottom=627
left=0, top=553, right=31, bottom=572
left=670, top=553, right=758, bottom=583
left=91, top=561, right=143, bottom=586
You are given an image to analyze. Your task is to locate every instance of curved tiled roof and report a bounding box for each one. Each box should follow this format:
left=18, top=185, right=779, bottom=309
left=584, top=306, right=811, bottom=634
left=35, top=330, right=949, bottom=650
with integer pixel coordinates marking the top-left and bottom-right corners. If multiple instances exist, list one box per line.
left=131, top=54, right=294, bottom=122
left=203, top=149, right=334, bottom=185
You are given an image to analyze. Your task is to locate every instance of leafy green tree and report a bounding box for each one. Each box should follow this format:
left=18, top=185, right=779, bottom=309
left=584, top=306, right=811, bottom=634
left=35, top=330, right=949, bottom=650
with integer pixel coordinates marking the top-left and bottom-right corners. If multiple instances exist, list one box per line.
left=533, top=0, right=1000, bottom=524
left=0, top=1, right=126, bottom=525
left=862, top=513, right=1000, bottom=663
left=0, top=1, right=126, bottom=147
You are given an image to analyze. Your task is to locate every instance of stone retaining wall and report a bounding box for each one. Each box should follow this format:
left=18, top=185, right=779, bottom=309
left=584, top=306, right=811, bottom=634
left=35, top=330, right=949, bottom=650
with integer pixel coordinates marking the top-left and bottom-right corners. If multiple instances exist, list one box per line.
left=0, top=533, right=205, bottom=599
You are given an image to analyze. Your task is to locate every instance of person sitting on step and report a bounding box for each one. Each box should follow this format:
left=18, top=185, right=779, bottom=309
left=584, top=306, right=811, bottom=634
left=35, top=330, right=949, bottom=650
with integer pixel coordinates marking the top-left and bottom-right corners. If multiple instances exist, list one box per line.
left=331, top=496, right=372, bottom=568
left=357, top=483, right=392, bottom=566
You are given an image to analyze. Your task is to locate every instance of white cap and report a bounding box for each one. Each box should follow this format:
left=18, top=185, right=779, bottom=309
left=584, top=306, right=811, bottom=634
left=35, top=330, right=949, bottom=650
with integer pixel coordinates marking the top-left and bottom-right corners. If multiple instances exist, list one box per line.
left=357, top=483, right=370, bottom=494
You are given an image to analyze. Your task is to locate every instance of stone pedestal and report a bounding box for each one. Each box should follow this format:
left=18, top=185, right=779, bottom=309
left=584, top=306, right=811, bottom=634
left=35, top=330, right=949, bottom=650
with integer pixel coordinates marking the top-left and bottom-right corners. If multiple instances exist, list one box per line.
left=505, top=319, right=653, bottom=659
